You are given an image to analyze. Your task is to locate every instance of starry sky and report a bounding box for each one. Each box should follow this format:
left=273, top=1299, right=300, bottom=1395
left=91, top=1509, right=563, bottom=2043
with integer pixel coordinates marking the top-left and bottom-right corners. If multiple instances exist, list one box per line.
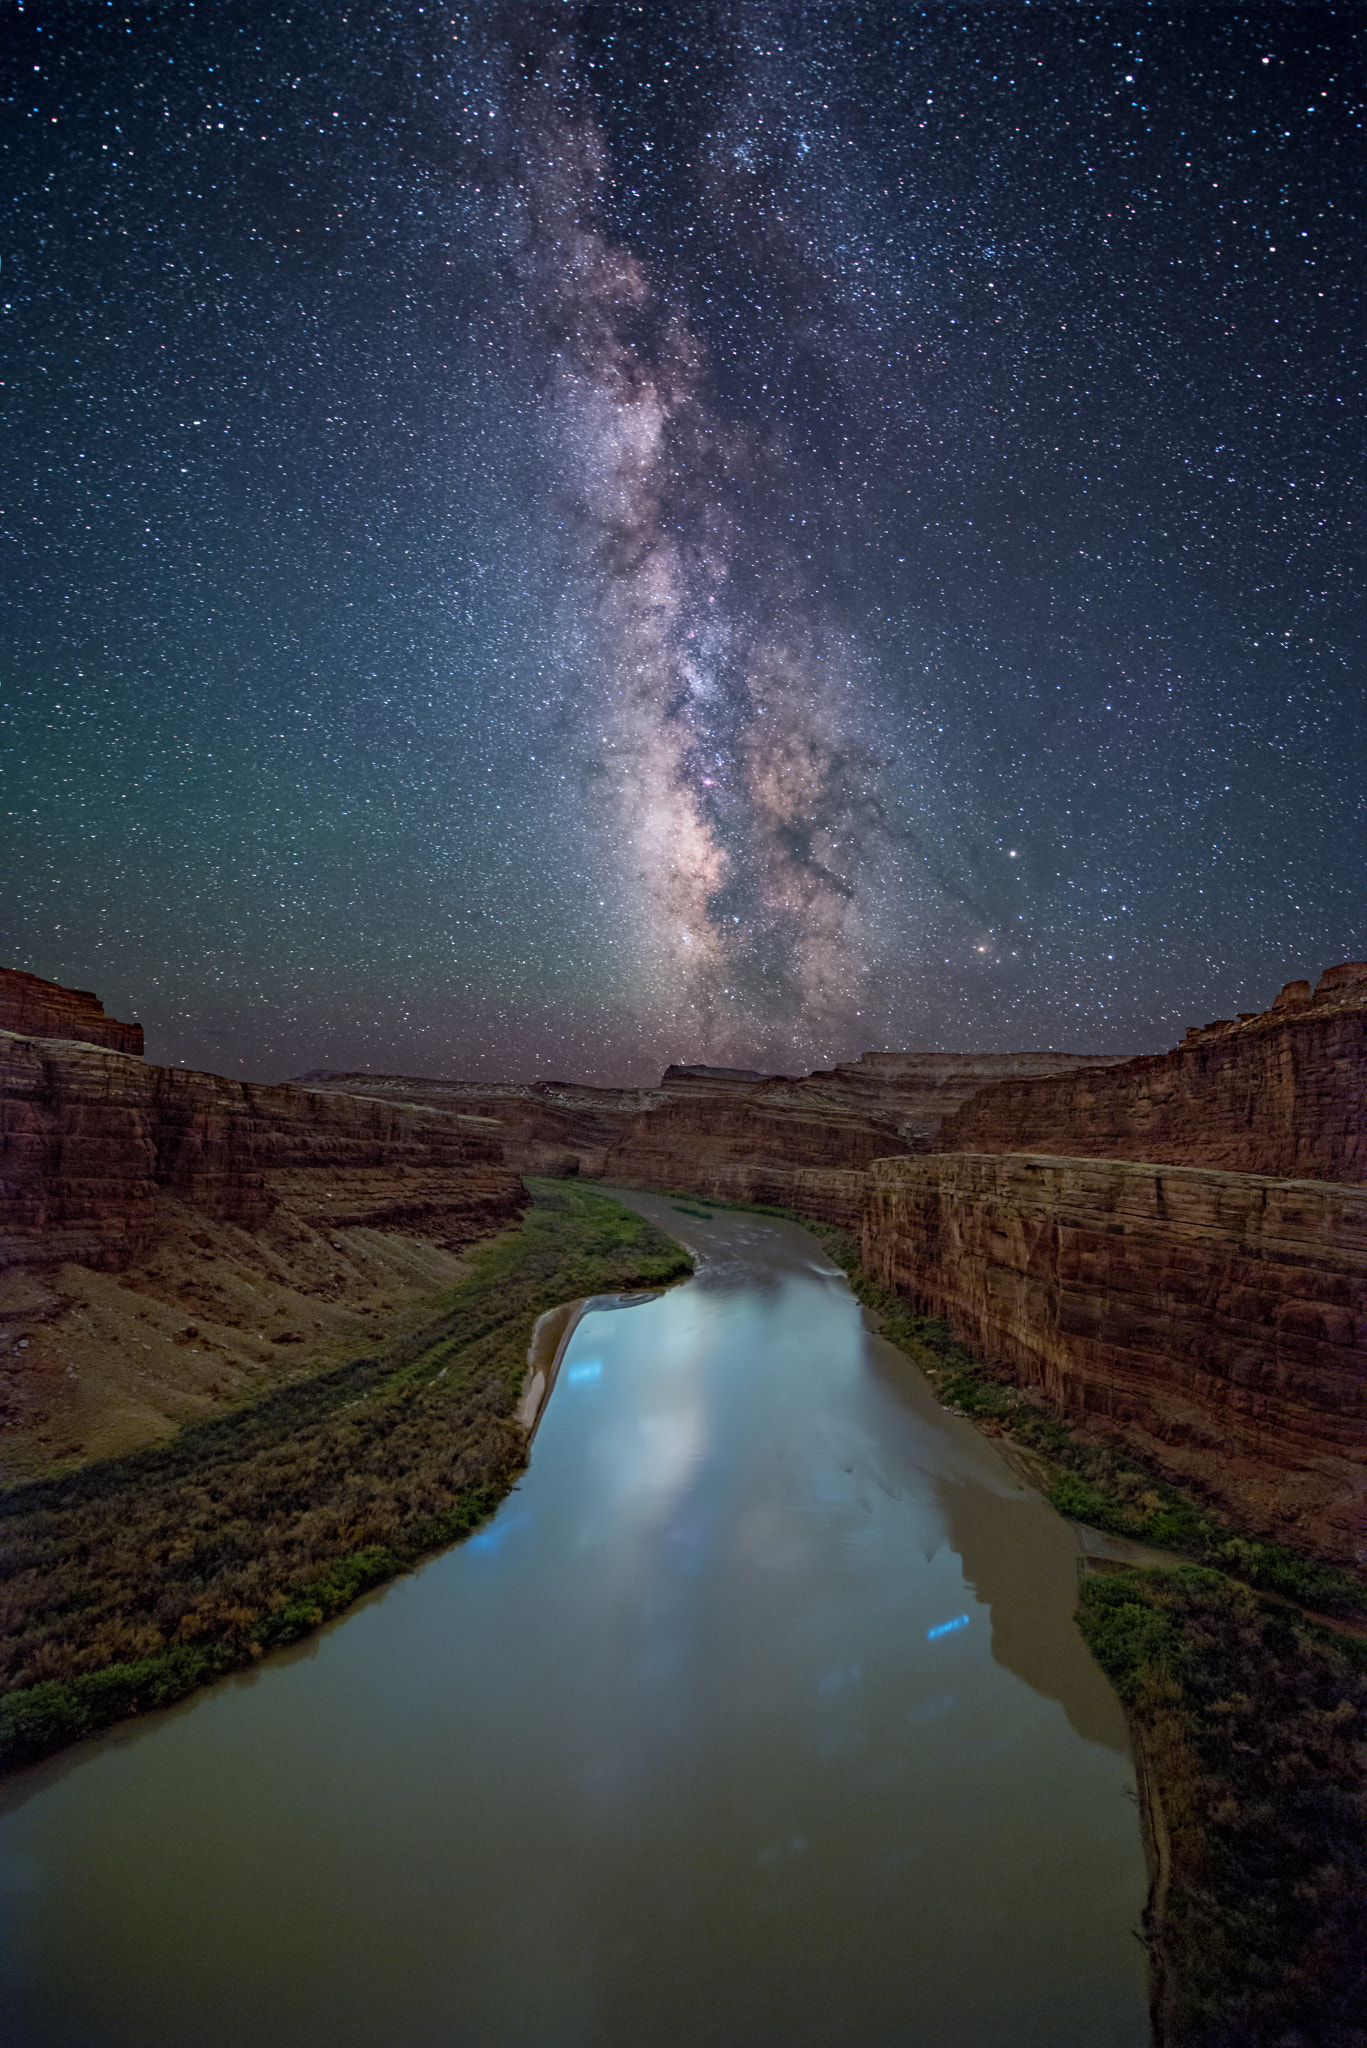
left=3, top=3, right=1361, bottom=1083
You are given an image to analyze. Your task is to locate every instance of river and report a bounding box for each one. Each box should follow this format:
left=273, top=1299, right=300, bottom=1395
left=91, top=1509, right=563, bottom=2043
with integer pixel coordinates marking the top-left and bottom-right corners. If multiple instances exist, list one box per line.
left=0, top=1195, right=1149, bottom=2047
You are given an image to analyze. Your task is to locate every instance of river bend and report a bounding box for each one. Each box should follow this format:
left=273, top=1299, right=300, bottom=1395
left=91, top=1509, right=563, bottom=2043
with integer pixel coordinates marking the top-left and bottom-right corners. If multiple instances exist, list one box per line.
left=0, top=1195, right=1148, bottom=2047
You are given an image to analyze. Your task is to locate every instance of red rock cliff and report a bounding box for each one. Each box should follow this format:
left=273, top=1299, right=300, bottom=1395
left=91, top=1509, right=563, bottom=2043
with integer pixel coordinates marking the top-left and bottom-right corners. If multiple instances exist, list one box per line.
left=863, top=1152, right=1367, bottom=1564
left=300, top=1051, right=1125, bottom=1231
left=1, top=1029, right=522, bottom=1273
left=935, top=964, right=1367, bottom=1184
left=0, top=969, right=144, bottom=1057
left=295, top=1074, right=882, bottom=1228
left=775, top=1049, right=1125, bottom=1149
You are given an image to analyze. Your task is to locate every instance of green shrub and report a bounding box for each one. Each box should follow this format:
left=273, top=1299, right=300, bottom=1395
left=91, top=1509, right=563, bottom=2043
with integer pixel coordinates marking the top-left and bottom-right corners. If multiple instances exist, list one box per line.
left=1045, top=1471, right=1136, bottom=1535
left=1077, top=1567, right=1367, bottom=2044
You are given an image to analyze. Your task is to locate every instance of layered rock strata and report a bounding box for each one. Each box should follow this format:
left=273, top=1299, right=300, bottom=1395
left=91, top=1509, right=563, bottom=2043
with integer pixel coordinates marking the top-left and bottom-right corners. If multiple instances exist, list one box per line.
left=596, top=1096, right=899, bottom=1229
left=0, top=1007, right=530, bottom=1470
left=864, top=1152, right=1367, bottom=1563
left=293, top=1073, right=661, bottom=1179
left=0, top=968, right=144, bottom=1057
left=772, top=1049, right=1124, bottom=1151
left=609, top=1156, right=874, bottom=1233
left=936, top=963, right=1367, bottom=1185
left=1, top=1029, right=522, bottom=1274
left=300, top=1051, right=1119, bottom=1229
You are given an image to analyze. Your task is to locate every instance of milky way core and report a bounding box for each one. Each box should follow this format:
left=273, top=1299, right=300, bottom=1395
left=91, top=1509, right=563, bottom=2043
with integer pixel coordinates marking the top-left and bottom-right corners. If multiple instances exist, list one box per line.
left=507, top=37, right=890, bottom=1064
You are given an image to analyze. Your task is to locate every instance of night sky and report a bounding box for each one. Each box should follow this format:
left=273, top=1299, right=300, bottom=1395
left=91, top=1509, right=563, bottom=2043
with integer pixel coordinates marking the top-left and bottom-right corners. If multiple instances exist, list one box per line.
left=3, top=4, right=1360, bottom=1083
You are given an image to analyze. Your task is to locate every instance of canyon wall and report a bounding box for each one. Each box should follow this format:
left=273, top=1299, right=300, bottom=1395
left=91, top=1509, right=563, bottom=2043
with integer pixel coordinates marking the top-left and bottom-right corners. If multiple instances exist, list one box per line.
left=0, top=1029, right=523, bottom=1274
left=293, top=1072, right=663, bottom=1179
left=606, top=1155, right=873, bottom=1233
left=295, top=1077, right=880, bottom=1228
left=10, top=961, right=1359, bottom=1547
left=863, top=1153, right=1367, bottom=1564
left=300, top=1050, right=1121, bottom=1229
left=0, top=969, right=144, bottom=1058
left=597, top=1096, right=899, bottom=1229
left=596, top=1056, right=1122, bottom=1226
left=936, top=963, right=1367, bottom=1185
left=770, top=1049, right=1124, bottom=1150
left=302, top=970, right=1363, bottom=1201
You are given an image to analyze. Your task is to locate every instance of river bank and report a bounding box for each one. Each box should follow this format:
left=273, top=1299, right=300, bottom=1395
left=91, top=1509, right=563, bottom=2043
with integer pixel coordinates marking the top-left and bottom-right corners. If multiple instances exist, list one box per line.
left=0, top=1183, right=691, bottom=1771
left=845, top=1232, right=1365, bottom=2047
left=670, top=1190, right=1365, bottom=2048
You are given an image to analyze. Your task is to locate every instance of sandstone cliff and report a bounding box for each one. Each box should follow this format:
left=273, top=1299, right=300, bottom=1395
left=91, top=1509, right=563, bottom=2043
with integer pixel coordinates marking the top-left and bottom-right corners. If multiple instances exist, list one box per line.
left=291, top=1072, right=662, bottom=1179
left=936, top=963, right=1367, bottom=1185
left=771, top=1048, right=1124, bottom=1150
left=1, top=1029, right=520, bottom=1273
left=299, top=1050, right=1121, bottom=1231
left=0, top=968, right=144, bottom=1057
left=863, top=1153, right=1367, bottom=1564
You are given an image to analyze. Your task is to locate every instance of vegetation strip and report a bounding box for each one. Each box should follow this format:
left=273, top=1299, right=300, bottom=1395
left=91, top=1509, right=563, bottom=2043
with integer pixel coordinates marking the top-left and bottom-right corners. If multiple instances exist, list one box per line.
left=665, top=1190, right=1367, bottom=2047
left=1079, top=1565, right=1365, bottom=2046
left=0, top=1183, right=691, bottom=1771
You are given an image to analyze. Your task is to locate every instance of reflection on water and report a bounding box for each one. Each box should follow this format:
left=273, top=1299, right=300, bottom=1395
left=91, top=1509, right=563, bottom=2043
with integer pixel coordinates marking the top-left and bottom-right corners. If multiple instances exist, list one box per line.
left=0, top=1197, right=1148, bottom=2048
left=858, top=1336, right=1131, bottom=1754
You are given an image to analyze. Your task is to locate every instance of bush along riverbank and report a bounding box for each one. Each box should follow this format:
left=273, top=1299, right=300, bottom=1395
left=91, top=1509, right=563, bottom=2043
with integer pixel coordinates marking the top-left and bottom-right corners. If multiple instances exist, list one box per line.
left=666, top=1192, right=1367, bottom=2047
left=1080, top=1565, right=1366, bottom=2048
left=0, top=1183, right=692, bottom=1772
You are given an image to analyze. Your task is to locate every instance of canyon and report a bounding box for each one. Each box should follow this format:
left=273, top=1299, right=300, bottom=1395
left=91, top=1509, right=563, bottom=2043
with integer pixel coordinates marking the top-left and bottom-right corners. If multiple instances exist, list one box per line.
left=298, top=1048, right=1120, bottom=1230
left=299, top=964, right=1367, bottom=1563
left=3, top=960, right=1364, bottom=1562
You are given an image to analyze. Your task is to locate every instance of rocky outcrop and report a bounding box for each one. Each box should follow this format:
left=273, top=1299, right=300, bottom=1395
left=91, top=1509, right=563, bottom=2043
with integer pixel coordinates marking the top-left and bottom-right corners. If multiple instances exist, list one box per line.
left=299, top=1051, right=1121, bottom=1229
left=864, top=1153, right=1367, bottom=1564
left=661, top=1063, right=774, bottom=1082
left=1, top=1029, right=523, bottom=1274
left=0, top=969, right=144, bottom=1057
left=774, top=1049, right=1125, bottom=1150
left=291, top=1072, right=661, bottom=1178
left=936, top=964, right=1367, bottom=1185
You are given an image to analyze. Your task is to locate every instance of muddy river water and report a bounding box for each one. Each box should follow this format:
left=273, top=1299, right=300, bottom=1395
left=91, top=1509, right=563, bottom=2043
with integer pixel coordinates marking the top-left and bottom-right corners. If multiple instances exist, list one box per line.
left=0, top=1195, right=1149, bottom=2047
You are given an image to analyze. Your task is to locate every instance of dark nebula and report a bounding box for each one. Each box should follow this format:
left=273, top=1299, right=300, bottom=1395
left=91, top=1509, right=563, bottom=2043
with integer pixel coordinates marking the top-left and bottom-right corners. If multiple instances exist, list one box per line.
left=3, top=3, right=1360, bottom=1080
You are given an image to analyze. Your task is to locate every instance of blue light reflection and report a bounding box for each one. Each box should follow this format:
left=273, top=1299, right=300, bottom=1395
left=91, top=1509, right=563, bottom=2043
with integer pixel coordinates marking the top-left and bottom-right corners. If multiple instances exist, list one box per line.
left=466, top=1512, right=531, bottom=1556
left=567, top=1359, right=603, bottom=1384
left=926, top=1614, right=971, bottom=1641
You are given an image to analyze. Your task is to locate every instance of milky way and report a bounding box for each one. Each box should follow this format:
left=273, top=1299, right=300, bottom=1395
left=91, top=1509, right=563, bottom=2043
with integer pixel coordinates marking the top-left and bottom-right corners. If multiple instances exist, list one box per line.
left=503, top=26, right=888, bottom=1062
left=2, top=4, right=1360, bottom=1081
